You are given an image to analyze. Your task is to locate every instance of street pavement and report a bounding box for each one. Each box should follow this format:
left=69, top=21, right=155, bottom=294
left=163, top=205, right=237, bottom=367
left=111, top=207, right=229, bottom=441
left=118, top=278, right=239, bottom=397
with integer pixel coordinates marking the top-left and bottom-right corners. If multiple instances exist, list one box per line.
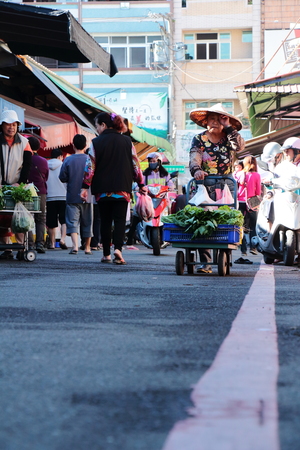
left=0, top=245, right=300, bottom=450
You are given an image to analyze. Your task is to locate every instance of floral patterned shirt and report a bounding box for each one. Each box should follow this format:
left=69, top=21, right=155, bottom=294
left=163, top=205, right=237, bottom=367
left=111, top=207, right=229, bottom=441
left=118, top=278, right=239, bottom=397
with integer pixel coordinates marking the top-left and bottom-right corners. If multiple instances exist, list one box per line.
left=189, top=128, right=245, bottom=177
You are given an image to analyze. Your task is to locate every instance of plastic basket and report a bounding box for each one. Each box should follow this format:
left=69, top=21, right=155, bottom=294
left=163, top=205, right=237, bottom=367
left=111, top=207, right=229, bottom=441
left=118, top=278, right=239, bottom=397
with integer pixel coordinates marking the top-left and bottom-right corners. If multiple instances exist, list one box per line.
left=3, top=195, right=15, bottom=210
left=3, top=195, right=40, bottom=211
left=23, top=197, right=40, bottom=211
left=163, top=223, right=241, bottom=244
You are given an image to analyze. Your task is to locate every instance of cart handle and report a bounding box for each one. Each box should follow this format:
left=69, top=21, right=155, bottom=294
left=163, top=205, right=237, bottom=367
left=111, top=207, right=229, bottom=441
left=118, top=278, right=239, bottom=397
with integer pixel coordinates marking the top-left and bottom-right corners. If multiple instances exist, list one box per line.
left=186, top=175, right=238, bottom=209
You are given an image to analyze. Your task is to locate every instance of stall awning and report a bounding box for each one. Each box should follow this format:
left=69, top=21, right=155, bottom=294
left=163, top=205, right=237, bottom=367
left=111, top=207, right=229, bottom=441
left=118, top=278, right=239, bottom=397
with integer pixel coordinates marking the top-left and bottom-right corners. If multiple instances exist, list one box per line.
left=42, top=70, right=113, bottom=113
left=238, top=122, right=300, bottom=158
left=0, top=0, right=117, bottom=77
left=0, top=94, right=95, bottom=150
left=234, top=71, right=300, bottom=138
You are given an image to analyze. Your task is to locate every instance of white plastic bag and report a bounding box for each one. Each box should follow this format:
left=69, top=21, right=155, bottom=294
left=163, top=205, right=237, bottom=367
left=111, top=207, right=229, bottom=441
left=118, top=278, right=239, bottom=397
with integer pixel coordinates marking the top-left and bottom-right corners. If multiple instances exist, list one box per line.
left=11, top=202, right=35, bottom=233
left=188, top=184, right=214, bottom=206
left=24, top=183, right=38, bottom=196
left=215, top=184, right=234, bottom=205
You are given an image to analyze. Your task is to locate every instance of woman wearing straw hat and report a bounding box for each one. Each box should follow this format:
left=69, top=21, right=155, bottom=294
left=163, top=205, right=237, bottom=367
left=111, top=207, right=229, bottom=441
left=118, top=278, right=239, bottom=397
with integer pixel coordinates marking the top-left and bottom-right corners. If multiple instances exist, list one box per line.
left=189, top=103, right=245, bottom=273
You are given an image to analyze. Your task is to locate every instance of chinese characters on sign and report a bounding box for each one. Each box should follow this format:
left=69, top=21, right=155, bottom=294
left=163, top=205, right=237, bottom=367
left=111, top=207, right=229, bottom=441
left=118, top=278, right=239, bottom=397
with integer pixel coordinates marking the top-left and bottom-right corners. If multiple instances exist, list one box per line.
left=96, top=92, right=168, bottom=136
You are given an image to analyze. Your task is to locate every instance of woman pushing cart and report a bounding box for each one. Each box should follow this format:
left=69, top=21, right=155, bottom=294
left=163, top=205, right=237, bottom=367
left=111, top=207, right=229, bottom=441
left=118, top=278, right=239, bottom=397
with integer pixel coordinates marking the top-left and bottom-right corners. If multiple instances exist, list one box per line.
left=186, top=103, right=245, bottom=274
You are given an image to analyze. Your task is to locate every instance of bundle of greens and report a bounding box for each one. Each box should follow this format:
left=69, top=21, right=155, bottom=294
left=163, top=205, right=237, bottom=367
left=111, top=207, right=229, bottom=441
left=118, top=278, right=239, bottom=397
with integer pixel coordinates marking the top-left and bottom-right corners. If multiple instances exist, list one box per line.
left=1, top=184, right=33, bottom=203
left=0, top=189, right=4, bottom=210
left=162, top=205, right=244, bottom=239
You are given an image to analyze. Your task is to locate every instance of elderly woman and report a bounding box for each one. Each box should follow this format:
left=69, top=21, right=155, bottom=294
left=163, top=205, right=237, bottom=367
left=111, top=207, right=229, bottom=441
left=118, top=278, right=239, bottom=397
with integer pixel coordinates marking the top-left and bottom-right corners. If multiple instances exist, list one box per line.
left=189, top=103, right=245, bottom=273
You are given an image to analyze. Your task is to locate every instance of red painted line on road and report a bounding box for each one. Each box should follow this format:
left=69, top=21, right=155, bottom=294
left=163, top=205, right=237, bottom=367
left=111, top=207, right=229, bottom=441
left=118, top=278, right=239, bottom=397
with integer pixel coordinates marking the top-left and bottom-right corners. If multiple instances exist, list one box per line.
left=163, top=263, right=280, bottom=450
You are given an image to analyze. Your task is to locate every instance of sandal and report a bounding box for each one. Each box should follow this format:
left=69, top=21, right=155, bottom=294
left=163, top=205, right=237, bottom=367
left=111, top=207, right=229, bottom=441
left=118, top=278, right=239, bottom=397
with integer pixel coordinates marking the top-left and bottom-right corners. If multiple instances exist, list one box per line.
left=85, top=251, right=93, bottom=255
left=113, top=249, right=126, bottom=265
left=59, top=242, right=68, bottom=250
left=113, top=257, right=127, bottom=265
left=234, top=257, right=253, bottom=265
left=101, top=256, right=112, bottom=263
left=69, top=249, right=78, bottom=255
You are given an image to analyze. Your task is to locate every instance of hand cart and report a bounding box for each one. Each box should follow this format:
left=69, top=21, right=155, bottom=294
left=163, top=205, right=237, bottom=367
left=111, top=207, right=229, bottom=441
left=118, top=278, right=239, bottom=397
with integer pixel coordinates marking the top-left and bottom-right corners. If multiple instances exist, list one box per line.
left=163, top=176, right=242, bottom=276
left=0, top=198, right=41, bottom=262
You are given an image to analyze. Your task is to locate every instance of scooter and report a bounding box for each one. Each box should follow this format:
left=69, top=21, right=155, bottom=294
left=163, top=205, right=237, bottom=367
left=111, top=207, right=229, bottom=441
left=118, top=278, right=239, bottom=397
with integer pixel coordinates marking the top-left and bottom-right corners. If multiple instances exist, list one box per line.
left=251, top=175, right=300, bottom=265
left=136, top=172, right=178, bottom=256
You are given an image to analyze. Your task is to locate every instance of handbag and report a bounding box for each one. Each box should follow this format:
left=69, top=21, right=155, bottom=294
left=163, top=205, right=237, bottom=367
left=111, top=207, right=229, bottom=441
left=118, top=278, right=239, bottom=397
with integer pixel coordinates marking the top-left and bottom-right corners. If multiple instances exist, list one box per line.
left=246, top=195, right=262, bottom=211
left=239, top=172, right=262, bottom=211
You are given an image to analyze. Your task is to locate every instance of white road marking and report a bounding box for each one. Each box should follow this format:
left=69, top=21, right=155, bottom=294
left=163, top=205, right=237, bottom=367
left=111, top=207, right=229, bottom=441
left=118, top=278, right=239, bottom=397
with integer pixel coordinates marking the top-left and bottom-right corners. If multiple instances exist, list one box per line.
left=163, top=263, right=279, bottom=450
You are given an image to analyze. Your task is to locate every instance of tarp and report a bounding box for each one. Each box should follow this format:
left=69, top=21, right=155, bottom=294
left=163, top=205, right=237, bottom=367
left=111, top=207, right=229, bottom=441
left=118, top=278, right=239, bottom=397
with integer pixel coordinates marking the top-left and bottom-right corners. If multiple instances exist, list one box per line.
left=0, top=0, right=117, bottom=77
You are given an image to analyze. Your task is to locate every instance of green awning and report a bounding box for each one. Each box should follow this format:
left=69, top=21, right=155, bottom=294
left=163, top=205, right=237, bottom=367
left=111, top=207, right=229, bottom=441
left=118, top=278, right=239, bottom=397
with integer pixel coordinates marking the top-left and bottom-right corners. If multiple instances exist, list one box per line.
left=130, top=124, right=173, bottom=153
left=45, top=68, right=174, bottom=156
left=43, top=70, right=112, bottom=113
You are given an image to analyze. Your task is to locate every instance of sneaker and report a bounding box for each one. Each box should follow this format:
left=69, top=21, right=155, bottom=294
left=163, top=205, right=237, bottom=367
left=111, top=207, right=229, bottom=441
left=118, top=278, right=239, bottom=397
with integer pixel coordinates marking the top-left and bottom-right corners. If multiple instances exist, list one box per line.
left=196, top=264, right=212, bottom=274
left=250, top=248, right=258, bottom=255
left=36, top=244, right=46, bottom=254
left=126, top=245, right=139, bottom=250
left=0, top=250, right=14, bottom=260
left=161, top=241, right=170, bottom=249
left=242, top=252, right=247, bottom=257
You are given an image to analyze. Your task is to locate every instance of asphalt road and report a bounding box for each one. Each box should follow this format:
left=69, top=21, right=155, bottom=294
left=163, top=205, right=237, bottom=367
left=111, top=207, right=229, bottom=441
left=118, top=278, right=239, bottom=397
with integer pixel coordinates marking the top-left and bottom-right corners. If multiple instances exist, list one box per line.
left=0, top=245, right=299, bottom=450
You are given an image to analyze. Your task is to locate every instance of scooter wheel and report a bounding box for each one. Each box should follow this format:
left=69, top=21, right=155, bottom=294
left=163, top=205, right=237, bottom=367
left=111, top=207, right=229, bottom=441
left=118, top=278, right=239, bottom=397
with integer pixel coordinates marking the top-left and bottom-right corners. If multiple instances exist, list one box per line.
left=283, top=230, right=296, bottom=266
left=151, top=227, right=161, bottom=256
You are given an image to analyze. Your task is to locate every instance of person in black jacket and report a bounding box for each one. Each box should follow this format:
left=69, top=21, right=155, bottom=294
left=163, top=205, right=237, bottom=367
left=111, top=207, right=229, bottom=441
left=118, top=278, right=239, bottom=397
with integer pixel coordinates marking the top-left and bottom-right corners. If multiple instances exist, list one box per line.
left=81, top=112, right=145, bottom=265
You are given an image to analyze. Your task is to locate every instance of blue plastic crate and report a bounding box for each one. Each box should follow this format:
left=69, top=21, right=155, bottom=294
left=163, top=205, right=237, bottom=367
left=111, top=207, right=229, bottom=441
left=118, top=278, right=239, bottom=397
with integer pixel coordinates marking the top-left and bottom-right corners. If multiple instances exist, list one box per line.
left=163, top=223, right=241, bottom=244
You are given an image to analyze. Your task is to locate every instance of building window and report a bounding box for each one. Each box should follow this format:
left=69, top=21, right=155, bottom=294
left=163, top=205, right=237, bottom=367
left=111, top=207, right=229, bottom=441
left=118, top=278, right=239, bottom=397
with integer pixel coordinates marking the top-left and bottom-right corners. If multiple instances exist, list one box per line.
left=184, top=33, right=231, bottom=60
left=184, top=101, right=233, bottom=129
left=93, top=35, right=161, bottom=69
left=32, top=57, right=78, bottom=69
left=242, top=31, right=252, bottom=43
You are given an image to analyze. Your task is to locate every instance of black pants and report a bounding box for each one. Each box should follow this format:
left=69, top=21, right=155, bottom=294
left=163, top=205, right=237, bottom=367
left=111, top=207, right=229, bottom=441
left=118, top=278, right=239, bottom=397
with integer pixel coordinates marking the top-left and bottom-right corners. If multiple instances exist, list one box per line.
left=91, top=204, right=101, bottom=247
left=239, top=202, right=257, bottom=253
left=98, top=199, right=128, bottom=256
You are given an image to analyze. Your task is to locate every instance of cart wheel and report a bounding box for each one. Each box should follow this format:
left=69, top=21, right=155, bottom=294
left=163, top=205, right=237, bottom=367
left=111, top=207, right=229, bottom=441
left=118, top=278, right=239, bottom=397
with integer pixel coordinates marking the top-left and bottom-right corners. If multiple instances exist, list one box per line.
left=187, top=251, right=195, bottom=275
left=218, top=250, right=229, bottom=276
left=175, top=251, right=185, bottom=275
left=24, top=250, right=36, bottom=262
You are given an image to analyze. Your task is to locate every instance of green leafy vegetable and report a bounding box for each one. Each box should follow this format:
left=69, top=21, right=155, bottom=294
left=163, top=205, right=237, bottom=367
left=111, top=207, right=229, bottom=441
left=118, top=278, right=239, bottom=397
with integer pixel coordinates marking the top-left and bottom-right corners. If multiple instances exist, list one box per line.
left=162, top=204, right=244, bottom=238
left=1, top=184, right=32, bottom=203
